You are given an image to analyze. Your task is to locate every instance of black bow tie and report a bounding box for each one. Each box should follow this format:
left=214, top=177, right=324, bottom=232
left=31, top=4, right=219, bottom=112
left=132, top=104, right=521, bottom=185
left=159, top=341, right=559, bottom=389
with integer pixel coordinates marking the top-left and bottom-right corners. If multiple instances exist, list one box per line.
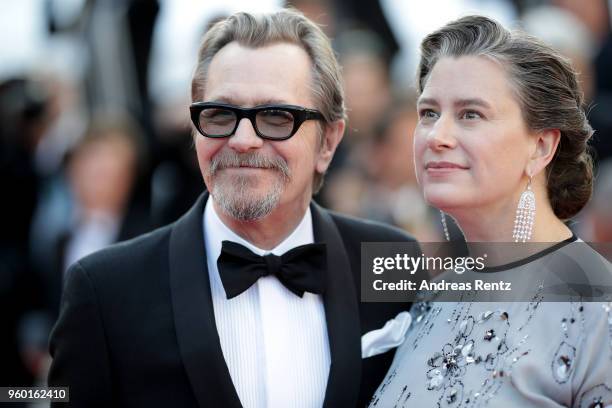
left=217, top=240, right=327, bottom=299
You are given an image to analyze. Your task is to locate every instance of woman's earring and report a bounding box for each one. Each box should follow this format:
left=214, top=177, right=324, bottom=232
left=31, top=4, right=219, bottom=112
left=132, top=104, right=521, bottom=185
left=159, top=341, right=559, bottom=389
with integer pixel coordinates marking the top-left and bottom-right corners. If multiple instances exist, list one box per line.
left=440, top=210, right=450, bottom=241
left=513, top=176, right=536, bottom=242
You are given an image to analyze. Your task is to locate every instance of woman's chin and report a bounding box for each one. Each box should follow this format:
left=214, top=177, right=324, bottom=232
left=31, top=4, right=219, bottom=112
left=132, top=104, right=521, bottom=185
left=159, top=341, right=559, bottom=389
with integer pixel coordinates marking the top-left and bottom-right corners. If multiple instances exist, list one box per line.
left=423, top=188, right=472, bottom=213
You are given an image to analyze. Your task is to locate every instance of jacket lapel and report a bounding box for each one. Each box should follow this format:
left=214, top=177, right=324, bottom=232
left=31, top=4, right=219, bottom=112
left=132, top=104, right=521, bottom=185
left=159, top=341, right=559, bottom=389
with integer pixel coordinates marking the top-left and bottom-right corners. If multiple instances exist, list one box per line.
left=311, top=202, right=362, bottom=407
left=169, top=193, right=242, bottom=408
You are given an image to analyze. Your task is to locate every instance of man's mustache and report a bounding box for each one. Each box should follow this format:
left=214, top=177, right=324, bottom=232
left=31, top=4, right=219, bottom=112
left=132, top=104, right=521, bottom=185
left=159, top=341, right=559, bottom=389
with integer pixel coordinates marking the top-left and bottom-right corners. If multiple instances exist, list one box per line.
left=208, top=151, right=291, bottom=180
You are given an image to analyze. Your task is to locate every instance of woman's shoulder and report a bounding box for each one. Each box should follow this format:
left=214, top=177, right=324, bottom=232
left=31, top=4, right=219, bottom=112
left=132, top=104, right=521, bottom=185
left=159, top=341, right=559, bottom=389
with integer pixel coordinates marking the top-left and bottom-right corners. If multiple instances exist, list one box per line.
left=543, top=239, right=612, bottom=300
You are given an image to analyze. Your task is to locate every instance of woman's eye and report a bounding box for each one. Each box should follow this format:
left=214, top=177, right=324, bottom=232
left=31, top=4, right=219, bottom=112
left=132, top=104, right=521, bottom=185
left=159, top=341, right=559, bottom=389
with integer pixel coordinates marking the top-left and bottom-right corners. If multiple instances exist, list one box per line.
left=419, top=109, right=439, bottom=119
left=461, top=110, right=482, bottom=120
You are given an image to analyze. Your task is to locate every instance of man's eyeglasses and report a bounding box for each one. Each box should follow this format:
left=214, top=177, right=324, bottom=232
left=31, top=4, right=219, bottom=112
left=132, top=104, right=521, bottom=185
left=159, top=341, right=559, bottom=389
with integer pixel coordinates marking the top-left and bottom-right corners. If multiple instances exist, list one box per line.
left=190, top=102, right=325, bottom=141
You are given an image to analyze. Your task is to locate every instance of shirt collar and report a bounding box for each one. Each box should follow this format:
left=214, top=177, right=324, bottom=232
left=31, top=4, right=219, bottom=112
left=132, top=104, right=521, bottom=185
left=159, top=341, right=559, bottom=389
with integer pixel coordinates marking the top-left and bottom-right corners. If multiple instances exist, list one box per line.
left=203, top=197, right=314, bottom=259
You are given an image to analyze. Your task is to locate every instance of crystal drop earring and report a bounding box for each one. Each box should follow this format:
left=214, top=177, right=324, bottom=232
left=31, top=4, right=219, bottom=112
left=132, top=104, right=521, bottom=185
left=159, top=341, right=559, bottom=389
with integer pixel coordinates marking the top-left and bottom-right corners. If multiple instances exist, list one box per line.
left=512, top=176, right=536, bottom=242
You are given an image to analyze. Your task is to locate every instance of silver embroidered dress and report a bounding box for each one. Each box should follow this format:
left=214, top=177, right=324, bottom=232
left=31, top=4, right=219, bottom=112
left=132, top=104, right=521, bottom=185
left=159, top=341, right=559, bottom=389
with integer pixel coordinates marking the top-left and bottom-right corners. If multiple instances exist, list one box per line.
left=370, top=239, right=612, bottom=408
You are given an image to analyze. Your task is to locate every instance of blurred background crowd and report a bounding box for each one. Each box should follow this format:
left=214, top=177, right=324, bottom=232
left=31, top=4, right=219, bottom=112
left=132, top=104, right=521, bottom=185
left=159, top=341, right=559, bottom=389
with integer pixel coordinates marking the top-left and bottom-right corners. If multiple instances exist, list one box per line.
left=2, top=0, right=612, bottom=398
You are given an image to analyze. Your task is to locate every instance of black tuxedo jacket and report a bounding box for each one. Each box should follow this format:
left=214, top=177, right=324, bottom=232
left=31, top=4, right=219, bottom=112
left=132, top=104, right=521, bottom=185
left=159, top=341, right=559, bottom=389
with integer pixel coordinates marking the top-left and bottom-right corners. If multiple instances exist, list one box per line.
left=48, top=194, right=420, bottom=407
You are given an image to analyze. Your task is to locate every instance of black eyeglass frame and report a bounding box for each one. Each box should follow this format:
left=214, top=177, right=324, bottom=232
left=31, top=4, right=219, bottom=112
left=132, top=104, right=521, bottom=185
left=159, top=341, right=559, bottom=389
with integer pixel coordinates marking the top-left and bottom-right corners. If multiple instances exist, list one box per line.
left=190, top=102, right=326, bottom=141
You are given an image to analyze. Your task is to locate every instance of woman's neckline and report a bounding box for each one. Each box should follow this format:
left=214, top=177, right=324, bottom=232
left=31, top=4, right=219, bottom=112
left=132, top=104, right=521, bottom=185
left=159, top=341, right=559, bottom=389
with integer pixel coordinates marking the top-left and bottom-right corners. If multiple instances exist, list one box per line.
left=475, top=233, right=578, bottom=273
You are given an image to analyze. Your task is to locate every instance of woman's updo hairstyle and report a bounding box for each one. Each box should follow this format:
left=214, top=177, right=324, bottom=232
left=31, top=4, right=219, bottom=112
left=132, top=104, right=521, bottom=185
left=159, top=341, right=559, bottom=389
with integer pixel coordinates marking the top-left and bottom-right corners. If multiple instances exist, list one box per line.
left=417, top=15, right=594, bottom=219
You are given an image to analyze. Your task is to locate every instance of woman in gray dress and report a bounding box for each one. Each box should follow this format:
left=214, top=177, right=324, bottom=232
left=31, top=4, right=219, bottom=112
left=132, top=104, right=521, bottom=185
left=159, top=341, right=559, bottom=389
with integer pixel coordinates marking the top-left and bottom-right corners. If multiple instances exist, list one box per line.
left=370, top=15, right=612, bottom=408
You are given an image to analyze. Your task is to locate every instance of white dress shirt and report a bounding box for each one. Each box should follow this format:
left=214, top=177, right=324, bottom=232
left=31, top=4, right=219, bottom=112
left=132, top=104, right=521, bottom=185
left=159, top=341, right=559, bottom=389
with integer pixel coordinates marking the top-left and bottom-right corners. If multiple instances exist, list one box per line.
left=203, top=199, right=331, bottom=408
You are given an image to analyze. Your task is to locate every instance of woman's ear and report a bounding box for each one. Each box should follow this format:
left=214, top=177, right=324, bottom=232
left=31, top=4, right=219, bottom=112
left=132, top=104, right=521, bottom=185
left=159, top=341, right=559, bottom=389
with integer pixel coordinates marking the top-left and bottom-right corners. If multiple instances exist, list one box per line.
left=527, top=128, right=561, bottom=177
left=315, top=120, right=345, bottom=174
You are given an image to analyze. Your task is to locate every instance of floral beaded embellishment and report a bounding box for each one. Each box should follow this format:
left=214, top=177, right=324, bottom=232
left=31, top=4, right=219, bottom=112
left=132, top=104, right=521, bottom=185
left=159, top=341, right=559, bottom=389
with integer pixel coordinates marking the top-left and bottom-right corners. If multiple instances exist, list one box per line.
left=427, top=341, right=475, bottom=391
left=423, top=307, right=535, bottom=407
left=551, top=341, right=576, bottom=383
left=550, top=302, right=584, bottom=384
left=410, top=301, right=442, bottom=350
left=578, top=383, right=612, bottom=408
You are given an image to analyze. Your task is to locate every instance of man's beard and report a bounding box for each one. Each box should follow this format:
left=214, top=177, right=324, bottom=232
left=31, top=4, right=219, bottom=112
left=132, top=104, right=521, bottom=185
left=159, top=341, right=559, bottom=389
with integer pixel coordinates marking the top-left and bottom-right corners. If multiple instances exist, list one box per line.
left=206, top=151, right=291, bottom=221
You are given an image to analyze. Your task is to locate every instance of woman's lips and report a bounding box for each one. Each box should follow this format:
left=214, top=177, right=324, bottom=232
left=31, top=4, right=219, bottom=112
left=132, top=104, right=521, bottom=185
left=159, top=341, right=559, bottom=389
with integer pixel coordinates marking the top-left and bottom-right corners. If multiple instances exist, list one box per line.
left=425, top=161, right=469, bottom=174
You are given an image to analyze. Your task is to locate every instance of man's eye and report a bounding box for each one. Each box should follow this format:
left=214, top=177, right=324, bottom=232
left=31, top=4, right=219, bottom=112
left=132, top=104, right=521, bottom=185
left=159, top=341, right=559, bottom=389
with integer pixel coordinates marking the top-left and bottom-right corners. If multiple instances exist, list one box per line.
left=258, top=110, right=293, bottom=125
left=203, top=109, right=235, bottom=123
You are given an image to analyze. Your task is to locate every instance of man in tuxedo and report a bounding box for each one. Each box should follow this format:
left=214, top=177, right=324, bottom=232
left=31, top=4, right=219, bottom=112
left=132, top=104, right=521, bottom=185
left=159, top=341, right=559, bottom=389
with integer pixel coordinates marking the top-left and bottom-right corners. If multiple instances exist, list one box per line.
left=48, top=9, right=418, bottom=407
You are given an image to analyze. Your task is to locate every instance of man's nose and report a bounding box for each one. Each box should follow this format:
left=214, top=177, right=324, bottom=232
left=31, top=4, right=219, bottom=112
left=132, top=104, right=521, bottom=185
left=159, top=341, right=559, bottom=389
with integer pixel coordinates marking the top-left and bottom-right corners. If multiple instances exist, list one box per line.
left=227, top=118, right=264, bottom=152
left=427, top=115, right=458, bottom=151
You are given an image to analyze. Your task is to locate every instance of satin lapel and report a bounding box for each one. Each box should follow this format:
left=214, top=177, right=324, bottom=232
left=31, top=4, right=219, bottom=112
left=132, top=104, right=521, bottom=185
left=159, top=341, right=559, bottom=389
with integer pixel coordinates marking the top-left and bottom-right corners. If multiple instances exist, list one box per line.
left=311, top=202, right=362, bottom=407
left=169, top=193, right=242, bottom=408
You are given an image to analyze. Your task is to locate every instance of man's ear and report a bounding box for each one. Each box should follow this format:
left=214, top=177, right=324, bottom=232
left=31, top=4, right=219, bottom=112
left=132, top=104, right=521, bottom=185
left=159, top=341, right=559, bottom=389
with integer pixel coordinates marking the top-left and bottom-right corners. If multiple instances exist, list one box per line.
left=315, top=120, right=345, bottom=174
left=527, top=128, right=561, bottom=177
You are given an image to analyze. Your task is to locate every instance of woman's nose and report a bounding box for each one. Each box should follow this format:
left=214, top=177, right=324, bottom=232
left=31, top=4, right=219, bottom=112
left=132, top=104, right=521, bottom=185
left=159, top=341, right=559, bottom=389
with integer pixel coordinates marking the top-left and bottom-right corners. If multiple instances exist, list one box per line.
left=427, top=115, right=458, bottom=151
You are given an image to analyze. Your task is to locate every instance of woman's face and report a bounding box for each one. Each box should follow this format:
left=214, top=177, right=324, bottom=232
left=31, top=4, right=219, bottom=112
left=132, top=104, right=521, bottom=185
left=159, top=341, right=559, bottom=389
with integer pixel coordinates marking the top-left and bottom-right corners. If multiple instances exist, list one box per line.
left=414, top=56, right=533, bottom=214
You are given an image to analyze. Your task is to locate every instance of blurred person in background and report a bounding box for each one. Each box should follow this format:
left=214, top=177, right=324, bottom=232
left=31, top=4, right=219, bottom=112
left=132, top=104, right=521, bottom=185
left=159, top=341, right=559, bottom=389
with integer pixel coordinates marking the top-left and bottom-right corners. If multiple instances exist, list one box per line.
left=379, top=0, right=517, bottom=91
left=48, top=9, right=421, bottom=407
left=521, top=5, right=597, bottom=103
left=19, top=113, right=152, bottom=389
left=318, top=28, right=393, bottom=208
left=338, top=29, right=391, bottom=144
left=589, top=0, right=612, bottom=164
left=325, top=94, right=443, bottom=241
left=285, top=0, right=337, bottom=37
left=547, top=0, right=612, bottom=163
left=34, top=112, right=151, bottom=296
left=365, top=95, right=444, bottom=241
left=0, top=77, right=52, bottom=391
left=552, top=0, right=610, bottom=46
left=60, top=115, right=151, bottom=271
